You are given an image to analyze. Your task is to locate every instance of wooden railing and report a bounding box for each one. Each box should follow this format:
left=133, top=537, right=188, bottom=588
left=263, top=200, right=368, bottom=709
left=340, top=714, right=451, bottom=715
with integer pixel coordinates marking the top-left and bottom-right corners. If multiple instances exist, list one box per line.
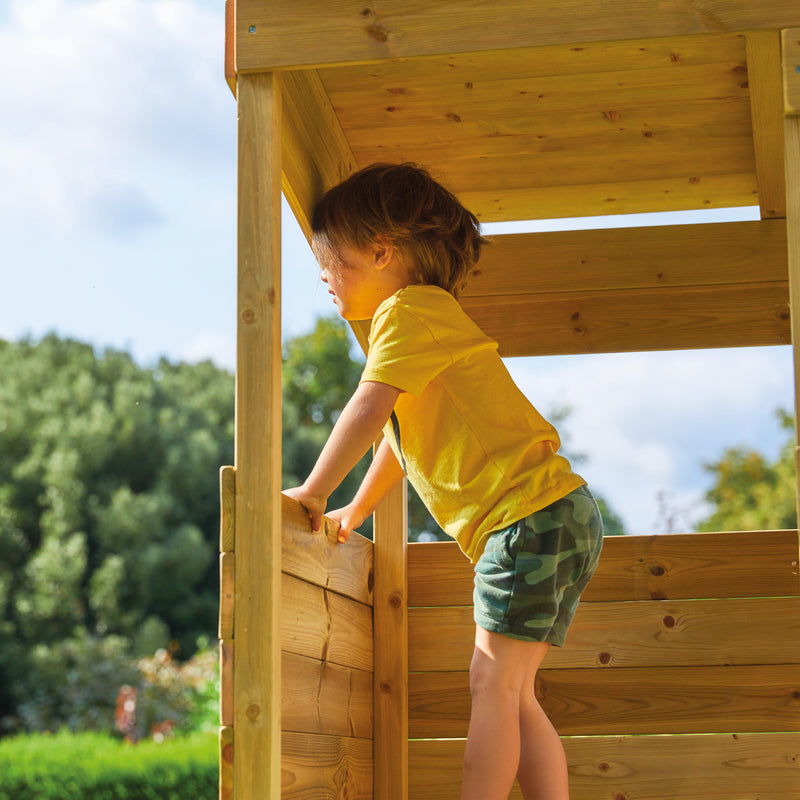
left=407, top=532, right=800, bottom=799
left=220, top=466, right=800, bottom=799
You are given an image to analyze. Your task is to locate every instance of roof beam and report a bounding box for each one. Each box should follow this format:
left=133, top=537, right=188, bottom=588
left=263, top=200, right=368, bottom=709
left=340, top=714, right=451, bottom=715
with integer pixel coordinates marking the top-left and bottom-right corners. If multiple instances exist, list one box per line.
left=235, top=1, right=800, bottom=72
left=461, top=219, right=790, bottom=355
left=746, top=31, right=786, bottom=218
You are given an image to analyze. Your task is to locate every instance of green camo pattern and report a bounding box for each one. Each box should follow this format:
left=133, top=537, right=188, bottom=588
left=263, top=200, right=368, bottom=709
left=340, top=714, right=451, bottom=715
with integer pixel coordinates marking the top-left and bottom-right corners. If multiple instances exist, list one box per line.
left=473, top=485, right=604, bottom=646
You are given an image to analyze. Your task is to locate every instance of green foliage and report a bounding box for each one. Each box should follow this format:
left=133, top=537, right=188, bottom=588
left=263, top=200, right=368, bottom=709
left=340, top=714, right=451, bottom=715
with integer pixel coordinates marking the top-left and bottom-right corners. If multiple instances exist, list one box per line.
left=281, top=317, right=373, bottom=524
left=0, top=334, right=233, bottom=734
left=0, top=731, right=217, bottom=800
left=697, top=409, right=797, bottom=532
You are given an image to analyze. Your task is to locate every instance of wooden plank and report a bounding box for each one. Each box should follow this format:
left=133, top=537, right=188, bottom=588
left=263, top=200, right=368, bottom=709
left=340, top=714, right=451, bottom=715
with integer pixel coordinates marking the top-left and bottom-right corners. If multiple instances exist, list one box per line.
left=224, top=0, right=235, bottom=96
left=328, top=62, right=751, bottom=129
left=318, top=33, right=747, bottom=91
left=373, top=479, right=408, bottom=800
left=746, top=32, right=787, bottom=218
left=282, top=650, right=372, bottom=738
left=282, top=572, right=373, bottom=672
left=458, top=173, right=759, bottom=222
left=408, top=597, right=800, bottom=671
left=785, top=64, right=800, bottom=523
left=460, top=280, right=790, bottom=357
left=408, top=732, right=800, bottom=800
left=584, top=529, right=800, bottom=602
left=408, top=531, right=800, bottom=607
left=234, top=71, right=283, bottom=800
left=408, top=664, right=800, bottom=738
left=282, top=731, right=373, bottom=800
left=281, top=69, right=356, bottom=240
left=282, top=494, right=374, bottom=606
left=219, top=726, right=234, bottom=800
left=219, top=465, right=235, bottom=552
left=235, top=1, right=800, bottom=72
left=783, top=28, right=800, bottom=114
left=466, top=220, right=787, bottom=297
left=220, top=639, right=234, bottom=727
left=219, top=552, right=234, bottom=640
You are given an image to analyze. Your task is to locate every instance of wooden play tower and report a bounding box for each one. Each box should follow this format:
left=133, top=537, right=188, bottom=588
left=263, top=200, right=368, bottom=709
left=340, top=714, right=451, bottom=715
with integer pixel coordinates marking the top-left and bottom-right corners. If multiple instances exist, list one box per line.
left=218, top=3, right=800, bottom=798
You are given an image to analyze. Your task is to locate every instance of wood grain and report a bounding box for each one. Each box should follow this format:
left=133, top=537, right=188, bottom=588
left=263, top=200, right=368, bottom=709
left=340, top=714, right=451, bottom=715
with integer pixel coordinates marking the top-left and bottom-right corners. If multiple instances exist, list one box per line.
left=282, top=494, right=374, bottom=606
left=234, top=1, right=800, bottom=71
left=282, top=731, right=373, bottom=800
left=407, top=530, right=800, bottom=606
left=408, top=664, right=800, bottom=737
left=234, top=71, right=283, bottom=800
left=408, top=732, right=800, bottom=800
left=373, top=479, right=409, bottom=800
left=460, top=280, right=789, bottom=356
left=465, top=220, right=787, bottom=297
left=746, top=32, right=786, bottom=217
left=282, top=650, right=372, bottom=738
left=408, top=597, right=800, bottom=671
left=281, top=572, right=373, bottom=672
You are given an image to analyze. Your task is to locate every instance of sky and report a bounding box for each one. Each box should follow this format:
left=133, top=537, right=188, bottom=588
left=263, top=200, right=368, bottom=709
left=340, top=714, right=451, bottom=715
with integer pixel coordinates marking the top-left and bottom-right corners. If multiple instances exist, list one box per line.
left=1, top=0, right=795, bottom=535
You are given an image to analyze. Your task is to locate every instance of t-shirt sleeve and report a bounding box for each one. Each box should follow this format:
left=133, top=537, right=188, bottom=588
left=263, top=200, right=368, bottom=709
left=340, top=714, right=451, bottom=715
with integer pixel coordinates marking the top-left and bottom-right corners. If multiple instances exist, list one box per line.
left=360, top=303, right=454, bottom=397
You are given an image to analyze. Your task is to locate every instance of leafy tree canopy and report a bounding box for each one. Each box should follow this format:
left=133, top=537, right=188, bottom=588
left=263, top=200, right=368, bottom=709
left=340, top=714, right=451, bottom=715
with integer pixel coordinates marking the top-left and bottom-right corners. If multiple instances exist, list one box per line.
left=0, top=334, right=233, bottom=733
left=697, top=409, right=796, bottom=532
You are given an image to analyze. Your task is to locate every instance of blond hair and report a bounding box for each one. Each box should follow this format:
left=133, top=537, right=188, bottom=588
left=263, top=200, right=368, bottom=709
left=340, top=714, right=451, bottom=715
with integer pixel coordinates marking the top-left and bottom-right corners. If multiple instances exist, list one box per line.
left=311, top=163, right=486, bottom=297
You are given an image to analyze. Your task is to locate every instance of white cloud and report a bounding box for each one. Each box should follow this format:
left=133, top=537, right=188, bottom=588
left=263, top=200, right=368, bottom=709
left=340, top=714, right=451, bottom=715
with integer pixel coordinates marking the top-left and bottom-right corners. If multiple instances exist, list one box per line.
left=0, top=0, right=226, bottom=234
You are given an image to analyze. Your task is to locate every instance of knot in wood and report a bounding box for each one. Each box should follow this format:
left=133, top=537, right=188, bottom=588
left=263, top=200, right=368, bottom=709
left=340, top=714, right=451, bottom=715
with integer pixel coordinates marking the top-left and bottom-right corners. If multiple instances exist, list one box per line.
left=598, top=652, right=611, bottom=665
left=241, top=307, right=256, bottom=324
left=366, top=24, right=388, bottom=43
left=245, top=703, right=261, bottom=721
left=388, top=592, right=403, bottom=609
left=379, top=681, right=392, bottom=694
left=649, top=564, right=666, bottom=577
left=663, top=615, right=676, bottom=628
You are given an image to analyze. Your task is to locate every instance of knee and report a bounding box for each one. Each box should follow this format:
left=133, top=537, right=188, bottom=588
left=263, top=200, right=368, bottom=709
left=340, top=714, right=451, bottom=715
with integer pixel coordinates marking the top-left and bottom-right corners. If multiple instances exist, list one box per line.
left=469, top=652, right=518, bottom=704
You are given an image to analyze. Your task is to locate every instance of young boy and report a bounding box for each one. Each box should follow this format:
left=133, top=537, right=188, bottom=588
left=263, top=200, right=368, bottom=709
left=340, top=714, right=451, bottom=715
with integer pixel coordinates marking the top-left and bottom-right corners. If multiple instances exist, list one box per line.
left=285, top=162, right=603, bottom=800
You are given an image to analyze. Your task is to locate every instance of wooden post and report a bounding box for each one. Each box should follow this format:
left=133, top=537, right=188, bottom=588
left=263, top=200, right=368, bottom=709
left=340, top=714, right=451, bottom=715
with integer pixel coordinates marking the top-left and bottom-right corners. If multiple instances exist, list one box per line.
left=234, top=71, right=283, bottom=800
left=782, top=30, right=800, bottom=527
left=373, top=477, right=409, bottom=800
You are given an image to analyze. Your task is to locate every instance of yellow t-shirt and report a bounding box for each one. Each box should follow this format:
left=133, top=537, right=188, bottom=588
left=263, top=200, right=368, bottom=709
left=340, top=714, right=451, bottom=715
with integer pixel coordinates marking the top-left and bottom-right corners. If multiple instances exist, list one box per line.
left=360, top=285, right=585, bottom=562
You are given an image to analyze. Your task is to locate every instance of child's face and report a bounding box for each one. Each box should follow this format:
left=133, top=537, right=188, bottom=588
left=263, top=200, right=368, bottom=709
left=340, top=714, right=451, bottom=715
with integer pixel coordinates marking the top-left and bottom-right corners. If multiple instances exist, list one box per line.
left=319, top=242, right=406, bottom=321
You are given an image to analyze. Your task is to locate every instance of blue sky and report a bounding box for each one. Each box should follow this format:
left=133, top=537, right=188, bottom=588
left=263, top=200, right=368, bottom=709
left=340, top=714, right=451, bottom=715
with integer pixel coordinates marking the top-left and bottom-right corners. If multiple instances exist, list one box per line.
left=1, top=0, right=794, bottom=533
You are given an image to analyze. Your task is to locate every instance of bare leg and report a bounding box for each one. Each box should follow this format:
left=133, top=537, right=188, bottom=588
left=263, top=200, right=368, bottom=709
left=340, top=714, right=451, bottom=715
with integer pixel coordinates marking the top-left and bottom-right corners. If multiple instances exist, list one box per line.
left=461, top=627, right=569, bottom=800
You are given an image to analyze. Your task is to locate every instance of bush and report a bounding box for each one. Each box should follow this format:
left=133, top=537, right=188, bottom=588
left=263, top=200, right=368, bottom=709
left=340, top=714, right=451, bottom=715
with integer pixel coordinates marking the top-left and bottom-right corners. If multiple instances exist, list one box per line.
left=0, top=731, right=217, bottom=800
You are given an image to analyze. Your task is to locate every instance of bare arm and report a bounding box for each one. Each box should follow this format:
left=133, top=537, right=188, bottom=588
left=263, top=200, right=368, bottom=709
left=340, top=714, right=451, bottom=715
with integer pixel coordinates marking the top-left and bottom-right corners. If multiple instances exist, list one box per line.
left=283, top=380, right=400, bottom=532
left=327, top=435, right=406, bottom=542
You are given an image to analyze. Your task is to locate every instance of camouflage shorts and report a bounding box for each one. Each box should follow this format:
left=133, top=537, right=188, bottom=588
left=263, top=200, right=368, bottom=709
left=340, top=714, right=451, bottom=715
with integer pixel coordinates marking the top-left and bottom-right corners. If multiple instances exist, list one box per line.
left=473, top=485, right=604, bottom=646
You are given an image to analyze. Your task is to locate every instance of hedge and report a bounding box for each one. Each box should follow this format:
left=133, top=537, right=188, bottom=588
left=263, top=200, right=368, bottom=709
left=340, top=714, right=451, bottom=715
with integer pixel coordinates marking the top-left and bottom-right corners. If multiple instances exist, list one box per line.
left=0, top=731, right=217, bottom=800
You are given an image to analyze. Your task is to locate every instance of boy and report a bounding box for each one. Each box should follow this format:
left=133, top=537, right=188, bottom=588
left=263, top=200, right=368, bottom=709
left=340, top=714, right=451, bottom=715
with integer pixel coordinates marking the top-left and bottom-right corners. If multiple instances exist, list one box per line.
left=285, top=162, right=603, bottom=800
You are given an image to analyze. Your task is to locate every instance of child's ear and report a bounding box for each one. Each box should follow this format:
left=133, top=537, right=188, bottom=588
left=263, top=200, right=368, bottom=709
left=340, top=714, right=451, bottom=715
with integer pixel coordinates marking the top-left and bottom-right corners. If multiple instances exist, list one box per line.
left=372, top=237, right=394, bottom=270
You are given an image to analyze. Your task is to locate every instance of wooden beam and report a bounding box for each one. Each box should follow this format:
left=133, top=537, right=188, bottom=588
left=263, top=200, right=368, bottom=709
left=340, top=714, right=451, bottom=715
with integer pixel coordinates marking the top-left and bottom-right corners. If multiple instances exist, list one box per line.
left=235, top=1, right=800, bottom=72
left=461, top=281, right=789, bottom=356
left=409, top=664, right=800, bottom=737
left=373, top=478, right=408, bottom=800
left=408, top=529, right=800, bottom=607
left=281, top=69, right=356, bottom=239
left=234, top=71, right=283, bottom=800
left=782, top=28, right=800, bottom=113
left=466, top=220, right=787, bottom=297
left=783, top=29, right=800, bottom=529
left=746, top=31, right=787, bottom=218
left=408, top=597, right=800, bottom=672
left=408, top=733, right=800, bottom=800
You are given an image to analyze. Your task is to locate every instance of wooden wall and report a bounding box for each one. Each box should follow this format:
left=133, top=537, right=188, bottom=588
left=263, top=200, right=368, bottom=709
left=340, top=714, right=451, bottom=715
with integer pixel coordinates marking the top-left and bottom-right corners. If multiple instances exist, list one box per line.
left=219, top=469, right=375, bottom=800
left=406, top=530, right=800, bottom=800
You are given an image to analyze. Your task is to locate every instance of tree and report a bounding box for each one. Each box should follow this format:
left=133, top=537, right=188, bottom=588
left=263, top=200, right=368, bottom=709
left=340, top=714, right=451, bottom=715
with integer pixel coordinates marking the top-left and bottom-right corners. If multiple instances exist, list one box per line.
left=0, top=335, right=234, bottom=733
left=697, top=409, right=796, bottom=532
